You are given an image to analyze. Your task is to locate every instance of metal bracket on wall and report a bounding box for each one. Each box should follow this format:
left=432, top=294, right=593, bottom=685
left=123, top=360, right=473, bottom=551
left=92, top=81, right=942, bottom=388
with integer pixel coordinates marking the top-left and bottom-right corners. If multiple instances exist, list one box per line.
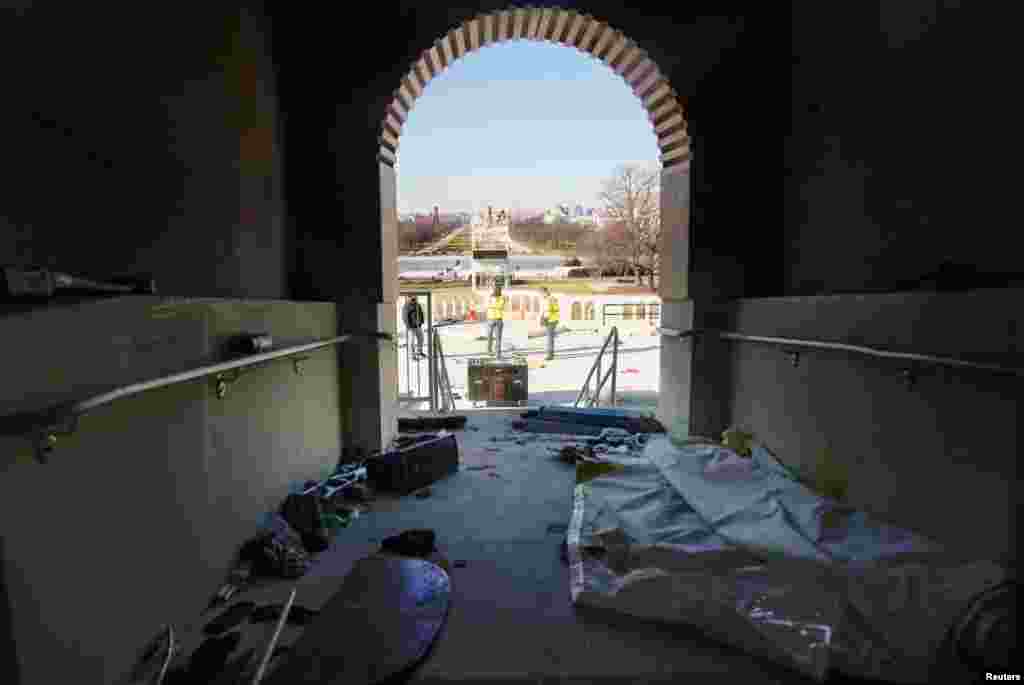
left=213, top=369, right=248, bottom=400
left=786, top=350, right=801, bottom=368
left=292, top=356, right=309, bottom=376
left=901, top=369, right=916, bottom=389
left=30, top=413, right=79, bottom=465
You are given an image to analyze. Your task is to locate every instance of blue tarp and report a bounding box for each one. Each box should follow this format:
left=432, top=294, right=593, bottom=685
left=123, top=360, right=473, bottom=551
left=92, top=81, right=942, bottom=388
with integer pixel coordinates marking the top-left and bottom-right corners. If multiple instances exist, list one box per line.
left=567, top=435, right=1010, bottom=683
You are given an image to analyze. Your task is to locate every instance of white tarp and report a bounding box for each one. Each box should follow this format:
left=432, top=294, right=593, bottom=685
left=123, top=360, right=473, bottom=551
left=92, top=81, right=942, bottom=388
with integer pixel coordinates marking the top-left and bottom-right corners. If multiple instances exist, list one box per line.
left=566, top=436, right=1009, bottom=682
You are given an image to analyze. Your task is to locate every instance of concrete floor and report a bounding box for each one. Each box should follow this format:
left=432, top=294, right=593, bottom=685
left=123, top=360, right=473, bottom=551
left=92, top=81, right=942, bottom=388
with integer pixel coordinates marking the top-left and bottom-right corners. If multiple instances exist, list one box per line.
left=167, top=410, right=832, bottom=684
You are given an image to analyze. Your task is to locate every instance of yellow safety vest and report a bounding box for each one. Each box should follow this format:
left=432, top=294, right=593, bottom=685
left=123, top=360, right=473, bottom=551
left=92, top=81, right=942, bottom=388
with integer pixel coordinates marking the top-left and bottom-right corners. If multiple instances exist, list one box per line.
left=545, top=296, right=560, bottom=323
left=487, top=295, right=508, bottom=320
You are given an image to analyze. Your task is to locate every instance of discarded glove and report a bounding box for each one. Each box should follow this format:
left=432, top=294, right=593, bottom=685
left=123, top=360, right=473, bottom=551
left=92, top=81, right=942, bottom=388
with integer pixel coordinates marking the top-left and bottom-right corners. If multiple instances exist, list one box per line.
left=380, top=529, right=436, bottom=558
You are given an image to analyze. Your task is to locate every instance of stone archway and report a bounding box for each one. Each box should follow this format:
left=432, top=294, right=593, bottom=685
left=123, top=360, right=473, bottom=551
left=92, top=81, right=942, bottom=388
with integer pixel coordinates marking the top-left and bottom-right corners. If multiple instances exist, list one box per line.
left=376, top=6, right=692, bottom=443
left=377, top=7, right=688, bottom=170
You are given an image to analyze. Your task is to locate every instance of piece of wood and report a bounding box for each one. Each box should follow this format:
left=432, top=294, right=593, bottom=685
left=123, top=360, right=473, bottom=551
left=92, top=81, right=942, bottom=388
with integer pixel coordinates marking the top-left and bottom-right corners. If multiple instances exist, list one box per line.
left=263, top=556, right=450, bottom=685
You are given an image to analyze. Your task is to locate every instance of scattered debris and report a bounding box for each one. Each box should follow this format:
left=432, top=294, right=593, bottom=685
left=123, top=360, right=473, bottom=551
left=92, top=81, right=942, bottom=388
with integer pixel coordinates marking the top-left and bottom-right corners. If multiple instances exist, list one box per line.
left=321, top=511, right=354, bottom=533
left=125, top=625, right=176, bottom=685
left=204, top=601, right=256, bottom=636
left=380, top=529, right=436, bottom=558
left=251, top=603, right=319, bottom=626
left=239, top=514, right=312, bottom=580
left=465, top=464, right=495, bottom=471
left=415, top=487, right=433, bottom=499
left=204, top=557, right=254, bottom=612
left=511, top=420, right=527, bottom=430
left=393, top=435, right=422, bottom=449
left=484, top=446, right=501, bottom=453
left=722, top=426, right=755, bottom=458
left=186, top=631, right=242, bottom=682
left=487, top=472, right=501, bottom=479
left=398, top=415, right=467, bottom=432
left=281, top=493, right=330, bottom=553
left=342, top=482, right=375, bottom=503
left=468, top=426, right=480, bottom=431
left=520, top=418, right=604, bottom=436
left=557, top=445, right=595, bottom=464
left=530, top=406, right=665, bottom=434
left=368, top=433, right=459, bottom=494
left=221, top=647, right=256, bottom=684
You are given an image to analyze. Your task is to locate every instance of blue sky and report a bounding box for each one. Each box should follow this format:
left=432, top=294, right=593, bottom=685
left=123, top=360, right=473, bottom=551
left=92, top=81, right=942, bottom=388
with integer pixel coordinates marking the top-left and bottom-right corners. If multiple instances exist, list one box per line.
left=396, top=41, right=659, bottom=214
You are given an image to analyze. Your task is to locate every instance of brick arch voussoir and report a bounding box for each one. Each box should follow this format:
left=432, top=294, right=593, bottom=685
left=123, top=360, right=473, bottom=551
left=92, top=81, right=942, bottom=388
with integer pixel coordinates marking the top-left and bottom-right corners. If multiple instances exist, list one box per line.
left=379, top=6, right=688, bottom=169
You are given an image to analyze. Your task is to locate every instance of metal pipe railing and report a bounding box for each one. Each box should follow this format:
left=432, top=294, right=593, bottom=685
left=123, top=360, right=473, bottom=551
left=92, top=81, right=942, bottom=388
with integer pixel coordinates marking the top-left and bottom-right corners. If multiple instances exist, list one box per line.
left=575, top=326, right=619, bottom=407
left=658, top=327, right=1024, bottom=377
left=574, top=327, right=616, bottom=406
left=2, top=331, right=392, bottom=463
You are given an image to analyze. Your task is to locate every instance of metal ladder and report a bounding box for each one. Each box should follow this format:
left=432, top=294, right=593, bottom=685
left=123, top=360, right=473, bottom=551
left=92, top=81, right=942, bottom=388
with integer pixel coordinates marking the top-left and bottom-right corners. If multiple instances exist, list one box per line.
left=575, top=327, right=620, bottom=408
left=431, top=328, right=457, bottom=412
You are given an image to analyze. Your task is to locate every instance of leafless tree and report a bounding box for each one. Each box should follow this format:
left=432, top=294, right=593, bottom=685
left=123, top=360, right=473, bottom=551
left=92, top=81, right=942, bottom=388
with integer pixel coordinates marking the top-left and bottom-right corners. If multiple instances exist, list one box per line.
left=599, top=164, right=660, bottom=286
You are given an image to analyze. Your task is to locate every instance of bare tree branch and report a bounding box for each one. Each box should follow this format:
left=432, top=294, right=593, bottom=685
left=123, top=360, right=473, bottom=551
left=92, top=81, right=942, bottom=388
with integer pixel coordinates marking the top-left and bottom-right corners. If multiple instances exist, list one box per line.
left=598, top=164, right=660, bottom=285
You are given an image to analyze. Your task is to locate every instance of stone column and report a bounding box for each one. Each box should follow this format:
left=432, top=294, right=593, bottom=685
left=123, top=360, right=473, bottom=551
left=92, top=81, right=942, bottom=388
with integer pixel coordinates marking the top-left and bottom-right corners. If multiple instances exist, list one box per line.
left=289, top=132, right=397, bottom=455
left=657, top=157, right=693, bottom=436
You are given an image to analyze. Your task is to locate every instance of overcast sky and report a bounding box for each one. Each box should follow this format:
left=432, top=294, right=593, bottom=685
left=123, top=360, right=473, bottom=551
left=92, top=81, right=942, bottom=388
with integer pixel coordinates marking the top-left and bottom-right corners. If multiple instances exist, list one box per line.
left=395, top=41, right=659, bottom=215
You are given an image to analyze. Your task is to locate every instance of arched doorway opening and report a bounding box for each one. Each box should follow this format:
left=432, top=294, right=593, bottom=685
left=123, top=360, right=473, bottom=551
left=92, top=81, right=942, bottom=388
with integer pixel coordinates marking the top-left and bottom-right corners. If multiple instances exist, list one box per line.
left=380, top=6, right=690, bottom=425
left=378, top=8, right=688, bottom=170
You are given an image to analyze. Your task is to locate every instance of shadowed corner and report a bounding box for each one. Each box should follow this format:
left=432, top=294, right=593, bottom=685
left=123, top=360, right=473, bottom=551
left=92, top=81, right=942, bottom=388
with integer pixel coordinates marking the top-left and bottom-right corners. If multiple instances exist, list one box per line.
left=0, top=537, right=22, bottom=685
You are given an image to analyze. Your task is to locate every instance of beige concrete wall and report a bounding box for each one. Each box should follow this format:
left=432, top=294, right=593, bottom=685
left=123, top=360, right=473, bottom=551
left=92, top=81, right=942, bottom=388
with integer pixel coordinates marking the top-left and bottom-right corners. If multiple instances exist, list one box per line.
left=722, top=291, right=1021, bottom=564
left=0, top=297, right=342, bottom=684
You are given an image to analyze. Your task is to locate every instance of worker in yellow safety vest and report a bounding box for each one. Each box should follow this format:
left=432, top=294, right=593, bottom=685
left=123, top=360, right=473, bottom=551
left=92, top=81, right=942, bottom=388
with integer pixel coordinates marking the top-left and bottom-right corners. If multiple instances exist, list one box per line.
left=540, top=287, right=560, bottom=360
left=485, top=284, right=508, bottom=358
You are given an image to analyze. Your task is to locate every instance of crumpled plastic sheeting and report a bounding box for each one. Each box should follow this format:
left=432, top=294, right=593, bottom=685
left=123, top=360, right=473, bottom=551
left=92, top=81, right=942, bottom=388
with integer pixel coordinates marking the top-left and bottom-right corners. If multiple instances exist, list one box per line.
left=566, top=435, right=1010, bottom=683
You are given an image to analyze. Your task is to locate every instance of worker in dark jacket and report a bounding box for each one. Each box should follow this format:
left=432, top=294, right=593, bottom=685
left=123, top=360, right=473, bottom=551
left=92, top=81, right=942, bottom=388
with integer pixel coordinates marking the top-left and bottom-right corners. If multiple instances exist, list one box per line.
left=403, top=295, right=426, bottom=358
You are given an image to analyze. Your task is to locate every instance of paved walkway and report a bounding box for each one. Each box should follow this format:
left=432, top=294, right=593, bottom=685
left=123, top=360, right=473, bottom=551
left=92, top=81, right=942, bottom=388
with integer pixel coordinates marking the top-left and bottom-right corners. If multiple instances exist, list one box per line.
left=168, top=411, right=815, bottom=684
left=398, top=327, right=661, bottom=412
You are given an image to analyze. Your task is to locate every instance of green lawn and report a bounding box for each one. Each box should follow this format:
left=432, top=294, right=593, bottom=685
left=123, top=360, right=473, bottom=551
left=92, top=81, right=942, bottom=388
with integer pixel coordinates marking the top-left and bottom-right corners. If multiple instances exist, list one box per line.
left=396, top=279, right=654, bottom=296
left=518, top=280, right=599, bottom=294
left=397, top=280, right=473, bottom=291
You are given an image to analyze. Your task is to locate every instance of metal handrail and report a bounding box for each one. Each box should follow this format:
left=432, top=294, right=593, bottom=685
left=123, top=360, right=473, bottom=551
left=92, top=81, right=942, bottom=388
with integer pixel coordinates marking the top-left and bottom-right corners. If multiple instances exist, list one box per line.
left=431, top=328, right=456, bottom=412
left=658, top=327, right=1024, bottom=377
left=2, top=331, right=392, bottom=463
left=575, top=326, right=619, bottom=407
